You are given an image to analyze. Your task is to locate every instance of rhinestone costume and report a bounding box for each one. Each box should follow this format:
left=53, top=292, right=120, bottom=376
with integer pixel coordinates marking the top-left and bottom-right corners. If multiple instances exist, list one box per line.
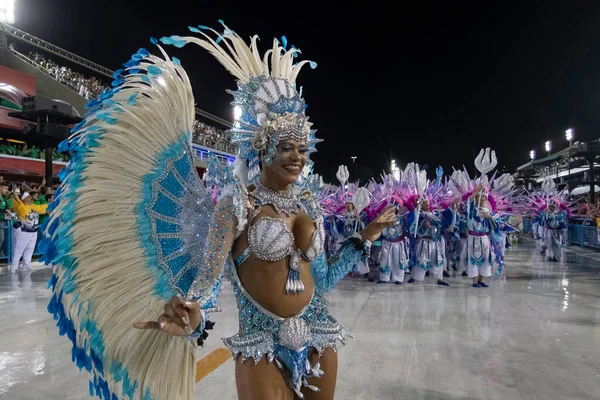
left=379, top=213, right=412, bottom=273
left=415, top=210, right=446, bottom=270
left=223, top=264, right=349, bottom=398
left=466, top=205, right=502, bottom=267
left=158, top=22, right=364, bottom=398
left=251, top=182, right=301, bottom=215
left=222, top=183, right=364, bottom=397
left=233, top=185, right=326, bottom=295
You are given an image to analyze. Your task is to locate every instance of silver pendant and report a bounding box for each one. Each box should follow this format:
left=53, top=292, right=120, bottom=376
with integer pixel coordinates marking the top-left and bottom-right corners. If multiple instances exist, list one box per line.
left=285, top=250, right=305, bottom=294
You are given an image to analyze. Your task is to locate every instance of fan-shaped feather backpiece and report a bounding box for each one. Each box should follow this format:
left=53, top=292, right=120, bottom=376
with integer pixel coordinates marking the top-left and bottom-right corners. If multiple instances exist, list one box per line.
left=40, top=41, right=224, bottom=399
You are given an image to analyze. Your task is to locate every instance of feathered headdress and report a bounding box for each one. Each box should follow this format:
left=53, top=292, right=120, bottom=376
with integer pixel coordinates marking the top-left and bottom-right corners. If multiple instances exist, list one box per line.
left=518, top=177, right=575, bottom=216
left=446, top=148, right=515, bottom=213
left=161, top=21, right=322, bottom=184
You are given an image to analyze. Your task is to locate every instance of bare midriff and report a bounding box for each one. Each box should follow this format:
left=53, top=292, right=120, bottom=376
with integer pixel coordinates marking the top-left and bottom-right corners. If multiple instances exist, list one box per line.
left=232, top=204, right=318, bottom=319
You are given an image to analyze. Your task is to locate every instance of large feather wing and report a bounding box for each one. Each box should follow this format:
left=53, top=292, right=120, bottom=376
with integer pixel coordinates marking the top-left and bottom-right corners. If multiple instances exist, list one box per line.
left=41, top=44, right=217, bottom=399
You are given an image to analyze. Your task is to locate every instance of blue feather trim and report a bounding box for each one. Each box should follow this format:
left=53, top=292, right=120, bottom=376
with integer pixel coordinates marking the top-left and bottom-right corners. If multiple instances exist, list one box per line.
left=39, top=52, right=160, bottom=400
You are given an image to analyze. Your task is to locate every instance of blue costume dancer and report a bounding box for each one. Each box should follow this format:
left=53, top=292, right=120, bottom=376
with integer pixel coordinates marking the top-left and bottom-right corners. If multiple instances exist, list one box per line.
left=498, top=214, right=517, bottom=255
left=540, top=199, right=568, bottom=261
left=41, top=22, right=397, bottom=399
left=378, top=208, right=414, bottom=284
left=412, top=199, right=450, bottom=286
left=465, top=187, right=503, bottom=287
left=442, top=201, right=466, bottom=273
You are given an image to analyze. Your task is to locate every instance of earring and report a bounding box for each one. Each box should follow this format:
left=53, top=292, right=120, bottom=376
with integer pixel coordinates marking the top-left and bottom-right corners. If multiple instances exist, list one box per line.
left=262, top=154, right=273, bottom=166
left=262, top=134, right=279, bottom=166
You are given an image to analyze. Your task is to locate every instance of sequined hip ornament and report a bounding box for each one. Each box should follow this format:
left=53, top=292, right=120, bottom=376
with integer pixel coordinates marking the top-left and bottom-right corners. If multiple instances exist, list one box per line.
left=224, top=265, right=349, bottom=398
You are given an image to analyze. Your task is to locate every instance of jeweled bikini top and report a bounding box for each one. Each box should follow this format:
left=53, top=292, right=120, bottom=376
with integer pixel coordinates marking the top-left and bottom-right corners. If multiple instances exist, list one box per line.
left=233, top=183, right=325, bottom=294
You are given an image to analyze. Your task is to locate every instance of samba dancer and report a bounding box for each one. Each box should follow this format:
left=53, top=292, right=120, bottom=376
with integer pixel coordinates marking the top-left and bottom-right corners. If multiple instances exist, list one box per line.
left=377, top=205, right=413, bottom=285
left=466, top=186, right=502, bottom=287
left=408, top=198, right=450, bottom=286
left=540, top=199, right=568, bottom=261
left=443, top=199, right=467, bottom=275
left=43, top=23, right=397, bottom=400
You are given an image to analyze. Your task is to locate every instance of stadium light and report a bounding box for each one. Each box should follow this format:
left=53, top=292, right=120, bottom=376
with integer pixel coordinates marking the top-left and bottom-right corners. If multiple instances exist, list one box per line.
left=545, top=140, right=551, bottom=154
left=0, top=0, right=15, bottom=24
left=529, top=150, right=535, bottom=160
left=565, top=128, right=573, bottom=146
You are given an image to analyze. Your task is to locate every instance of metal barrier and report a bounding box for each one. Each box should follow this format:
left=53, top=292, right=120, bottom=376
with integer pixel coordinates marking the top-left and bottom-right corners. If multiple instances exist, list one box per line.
left=568, top=218, right=600, bottom=249
left=0, top=223, right=45, bottom=265
left=192, top=137, right=237, bottom=156
left=0, top=222, right=12, bottom=264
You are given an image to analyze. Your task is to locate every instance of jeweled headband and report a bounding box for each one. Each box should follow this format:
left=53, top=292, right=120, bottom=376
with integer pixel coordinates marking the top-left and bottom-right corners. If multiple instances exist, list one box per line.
left=160, top=21, right=322, bottom=184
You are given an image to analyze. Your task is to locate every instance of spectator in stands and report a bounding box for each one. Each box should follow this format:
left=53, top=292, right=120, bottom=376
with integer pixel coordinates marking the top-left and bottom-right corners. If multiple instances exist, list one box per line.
left=191, top=120, right=233, bottom=149
left=0, top=142, right=17, bottom=155
left=0, top=140, right=70, bottom=161
left=577, top=199, right=588, bottom=215
left=25, top=49, right=110, bottom=100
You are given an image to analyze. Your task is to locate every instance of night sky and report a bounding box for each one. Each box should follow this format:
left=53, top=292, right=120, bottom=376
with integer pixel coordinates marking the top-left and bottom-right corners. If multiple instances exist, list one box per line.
left=10, top=0, right=600, bottom=181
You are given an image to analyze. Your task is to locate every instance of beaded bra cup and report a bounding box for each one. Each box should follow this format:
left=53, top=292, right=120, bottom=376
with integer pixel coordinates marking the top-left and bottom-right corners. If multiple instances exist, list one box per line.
left=247, top=217, right=325, bottom=262
left=233, top=185, right=326, bottom=294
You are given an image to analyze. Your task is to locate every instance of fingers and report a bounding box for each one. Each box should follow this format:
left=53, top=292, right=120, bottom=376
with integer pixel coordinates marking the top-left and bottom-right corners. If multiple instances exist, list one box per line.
left=158, top=314, right=189, bottom=336
left=164, top=303, right=194, bottom=335
left=133, top=321, right=161, bottom=330
left=169, top=296, right=191, bottom=326
left=157, top=315, right=172, bottom=333
left=133, top=315, right=170, bottom=331
left=376, top=207, right=395, bottom=222
left=381, top=205, right=395, bottom=215
left=133, top=297, right=195, bottom=336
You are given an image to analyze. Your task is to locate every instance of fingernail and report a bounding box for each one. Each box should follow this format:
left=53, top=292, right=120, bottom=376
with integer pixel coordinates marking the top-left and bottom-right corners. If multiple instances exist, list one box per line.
left=159, top=321, right=166, bottom=330
left=185, top=325, right=194, bottom=335
left=182, top=316, right=190, bottom=325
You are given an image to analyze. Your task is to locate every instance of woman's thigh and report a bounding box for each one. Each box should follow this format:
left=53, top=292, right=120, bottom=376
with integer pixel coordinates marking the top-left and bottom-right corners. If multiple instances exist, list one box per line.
left=235, top=357, right=294, bottom=400
left=302, top=348, right=338, bottom=400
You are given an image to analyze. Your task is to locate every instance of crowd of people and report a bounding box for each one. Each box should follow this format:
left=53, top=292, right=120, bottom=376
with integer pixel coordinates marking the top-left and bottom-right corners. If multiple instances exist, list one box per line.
left=316, top=160, right=520, bottom=289
left=575, top=197, right=600, bottom=222
left=26, top=51, right=110, bottom=100
left=316, top=159, right=600, bottom=288
left=9, top=45, right=236, bottom=153
left=192, top=120, right=233, bottom=148
left=0, top=141, right=70, bottom=161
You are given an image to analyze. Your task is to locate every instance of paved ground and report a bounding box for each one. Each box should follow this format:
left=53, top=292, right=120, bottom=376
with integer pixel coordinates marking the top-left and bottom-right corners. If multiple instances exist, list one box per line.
left=1, top=239, right=599, bottom=399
